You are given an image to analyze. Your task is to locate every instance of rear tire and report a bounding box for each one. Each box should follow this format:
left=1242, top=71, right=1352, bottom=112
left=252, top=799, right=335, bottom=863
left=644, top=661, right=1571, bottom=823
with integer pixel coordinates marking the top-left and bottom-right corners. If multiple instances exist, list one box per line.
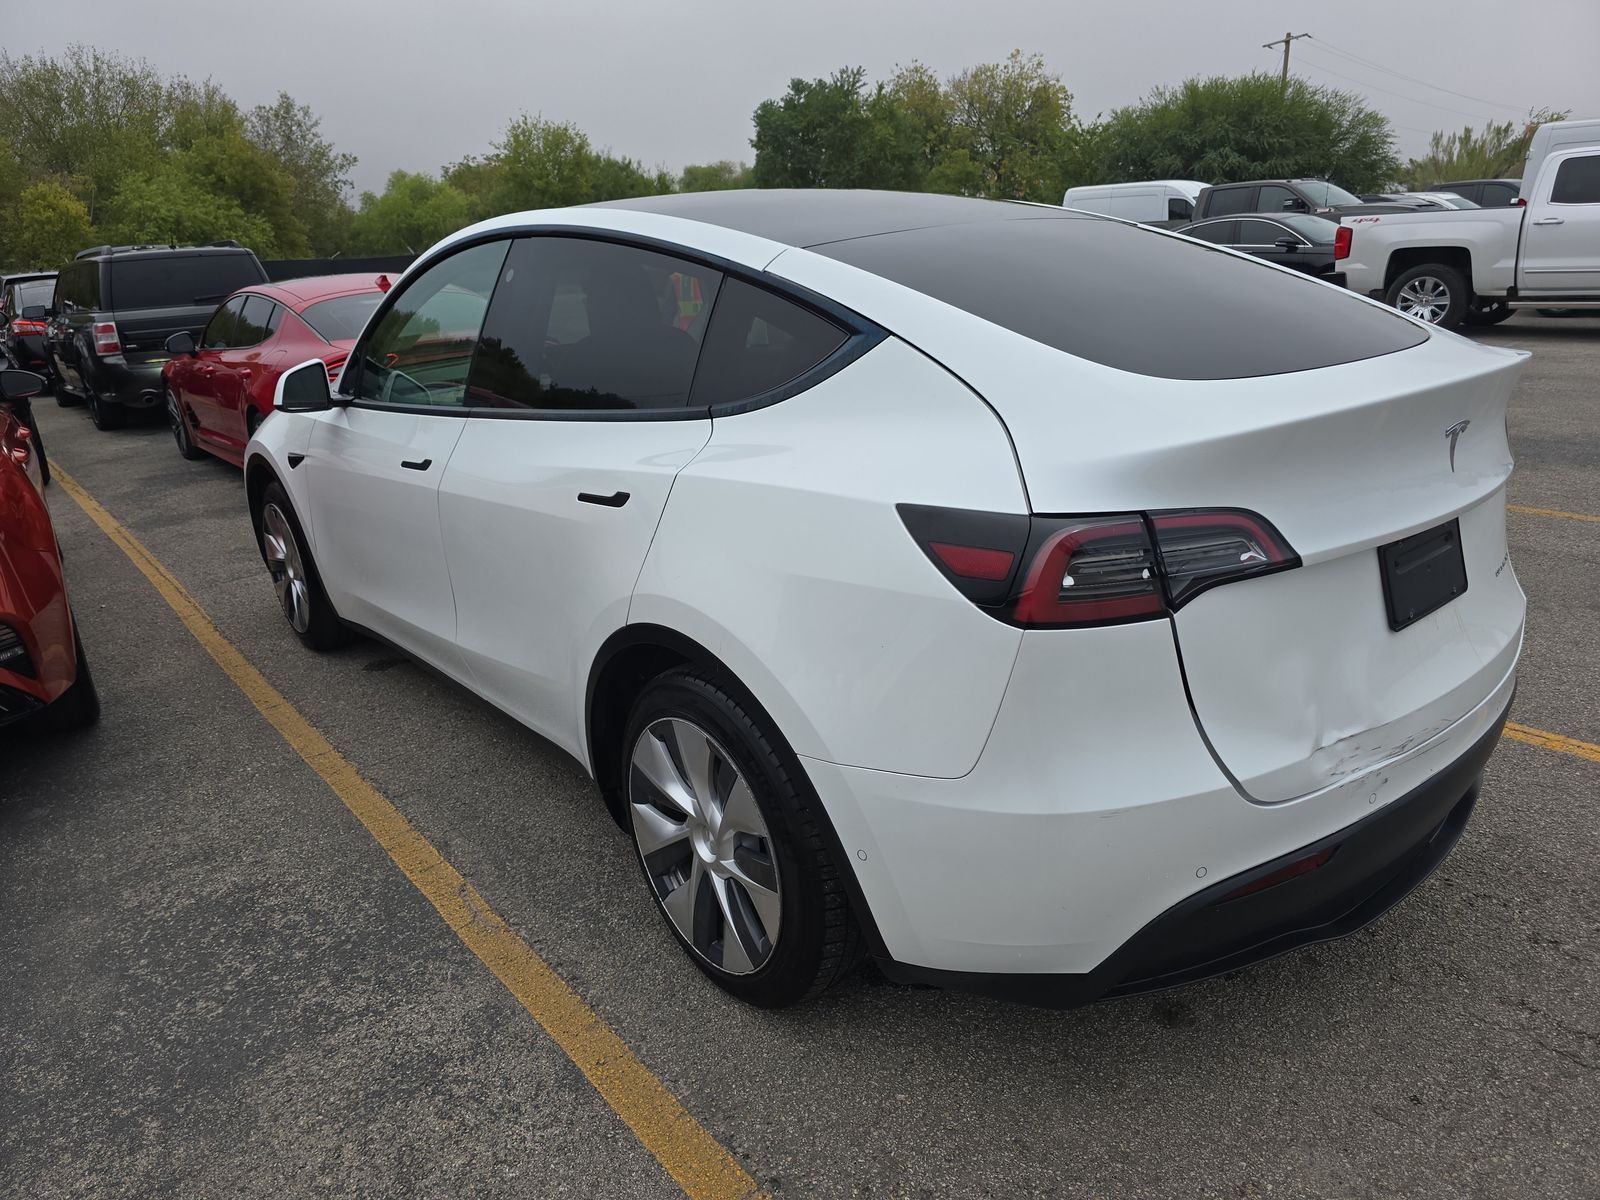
left=1385, top=264, right=1469, bottom=330
left=623, top=666, right=863, bottom=1007
left=258, top=481, right=347, bottom=651
left=167, top=388, right=204, bottom=460
left=55, top=382, right=81, bottom=408
left=31, top=624, right=101, bottom=733
left=87, top=392, right=126, bottom=431
left=1463, top=299, right=1514, bottom=326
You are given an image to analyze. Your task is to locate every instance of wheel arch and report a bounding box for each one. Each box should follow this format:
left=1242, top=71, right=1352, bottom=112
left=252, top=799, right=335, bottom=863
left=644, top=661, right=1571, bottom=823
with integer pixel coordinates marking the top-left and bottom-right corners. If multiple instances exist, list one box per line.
left=1385, top=246, right=1474, bottom=292
left=244, top=453, right=279, bottom=558
left=584, top=622, right=890, bottom=960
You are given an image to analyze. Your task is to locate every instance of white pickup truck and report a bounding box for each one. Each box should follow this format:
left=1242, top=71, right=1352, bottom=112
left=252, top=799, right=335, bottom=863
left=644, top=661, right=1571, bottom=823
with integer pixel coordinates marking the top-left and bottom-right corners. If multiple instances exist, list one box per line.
left=1339, top=118, right=1600, bottom=330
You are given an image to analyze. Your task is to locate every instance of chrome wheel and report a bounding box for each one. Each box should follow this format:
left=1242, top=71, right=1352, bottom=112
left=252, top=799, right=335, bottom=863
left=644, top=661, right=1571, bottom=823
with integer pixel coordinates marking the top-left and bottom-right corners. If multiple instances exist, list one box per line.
left=1396, top=275, right=1453, bottom=323
left=261, top=502, right=312, bottom=633
left=629, top=717, right=782, bottom=975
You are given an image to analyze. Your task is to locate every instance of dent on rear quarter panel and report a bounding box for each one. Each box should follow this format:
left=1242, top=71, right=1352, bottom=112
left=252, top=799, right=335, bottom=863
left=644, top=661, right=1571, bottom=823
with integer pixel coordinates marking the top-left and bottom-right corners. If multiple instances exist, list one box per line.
left=630, top=336, right=1027, bottom=778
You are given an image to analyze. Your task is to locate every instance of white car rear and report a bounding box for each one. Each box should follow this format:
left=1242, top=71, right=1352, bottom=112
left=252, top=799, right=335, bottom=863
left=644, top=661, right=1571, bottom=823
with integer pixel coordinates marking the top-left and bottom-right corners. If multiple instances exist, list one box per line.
left=247, top=191, right=1525, bottom=1007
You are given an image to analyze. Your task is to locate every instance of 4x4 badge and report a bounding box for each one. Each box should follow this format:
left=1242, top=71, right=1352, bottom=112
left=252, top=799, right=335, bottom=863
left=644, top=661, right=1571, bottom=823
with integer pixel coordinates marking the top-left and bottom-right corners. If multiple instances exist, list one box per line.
left=1445, top=420, right=1470, bottom=472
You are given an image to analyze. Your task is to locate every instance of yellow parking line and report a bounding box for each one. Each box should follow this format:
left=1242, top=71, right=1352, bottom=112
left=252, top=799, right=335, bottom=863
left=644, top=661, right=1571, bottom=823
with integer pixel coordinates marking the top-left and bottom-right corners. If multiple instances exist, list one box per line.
left=52, top=466, right=763, bottom=1200
left=1508, top=504, right=1600, bottom=525
left=1504, top=722, right=1600, bottom=764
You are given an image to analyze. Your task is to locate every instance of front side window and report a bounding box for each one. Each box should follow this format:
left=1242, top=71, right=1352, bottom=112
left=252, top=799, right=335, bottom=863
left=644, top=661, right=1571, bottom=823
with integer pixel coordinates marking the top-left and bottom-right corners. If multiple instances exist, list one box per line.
left=1550, top=155, right=1600, bottom=204
left=1483, top=183, right=1519, bottom=206
left=1167, top=197, right=1193, bottom=221
left=1206, top=188, right=1255, bottom=216
left=203, top=296, right=246, bottom=350
left=1256, top=185, right=1300, bottom=213
left=232, top=295, right=279, bottom=347
left=353, top=240, right=509, bottom=408
left=1238, top=220, right=1292, bottom=246
left=1296, top=180, right=1361, bottom=207
left=467, top=237, right=722, bottom=411
left=689, top=279, right=848, bottom=407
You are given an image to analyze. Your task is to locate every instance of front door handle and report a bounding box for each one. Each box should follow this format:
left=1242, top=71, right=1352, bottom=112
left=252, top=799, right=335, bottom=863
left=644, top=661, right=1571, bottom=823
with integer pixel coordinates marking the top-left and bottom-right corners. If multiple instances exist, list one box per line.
left=578, top=490, right=630, bottom=508
left=1532, top=216, right=1565, bottom=225
left=401, top=457, right=433, bottom=471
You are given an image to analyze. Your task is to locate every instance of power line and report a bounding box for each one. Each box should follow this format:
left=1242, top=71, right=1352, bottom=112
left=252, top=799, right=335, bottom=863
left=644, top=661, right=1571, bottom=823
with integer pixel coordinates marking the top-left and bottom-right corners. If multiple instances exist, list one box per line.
left=1294, top=51, right=1514, bottom=123
left=1308, top=36, right=1537, bottom=114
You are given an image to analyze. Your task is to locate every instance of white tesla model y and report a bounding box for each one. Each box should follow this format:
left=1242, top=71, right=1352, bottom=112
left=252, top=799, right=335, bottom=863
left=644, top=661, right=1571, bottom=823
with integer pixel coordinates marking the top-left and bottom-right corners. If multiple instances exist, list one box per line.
left=245, top=191, right=1526, bottom=1008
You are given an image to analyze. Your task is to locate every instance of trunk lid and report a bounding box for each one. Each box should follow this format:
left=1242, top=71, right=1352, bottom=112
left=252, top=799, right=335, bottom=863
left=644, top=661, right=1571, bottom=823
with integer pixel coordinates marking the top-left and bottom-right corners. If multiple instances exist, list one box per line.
left=987, top=331, right=1527, bottom=803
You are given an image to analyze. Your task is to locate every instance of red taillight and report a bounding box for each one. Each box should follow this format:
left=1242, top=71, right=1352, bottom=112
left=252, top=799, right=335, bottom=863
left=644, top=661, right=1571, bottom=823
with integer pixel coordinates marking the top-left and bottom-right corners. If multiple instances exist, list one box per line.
left=11, top=319, right=47, bottom=335
left=92, top=321, right=121, bottom=354
left=1334, top=225, right=1352, bottom=260
left=1014, top=517, right=1163, bottom=626
left=1513, top=196, right=1527, bottom=207
left=900, top=505, right=1300, bottom=628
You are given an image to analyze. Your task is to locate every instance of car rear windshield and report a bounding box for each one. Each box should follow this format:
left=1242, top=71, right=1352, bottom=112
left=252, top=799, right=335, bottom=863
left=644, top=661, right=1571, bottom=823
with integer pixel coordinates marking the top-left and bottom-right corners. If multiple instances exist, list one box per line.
left=13, top=280, right=54, bottom=309
left=299, top=292, right=383, bottom=341
left=108, top=254, right=264, bottom=311
left=813, top=215, right=1428, bottom=379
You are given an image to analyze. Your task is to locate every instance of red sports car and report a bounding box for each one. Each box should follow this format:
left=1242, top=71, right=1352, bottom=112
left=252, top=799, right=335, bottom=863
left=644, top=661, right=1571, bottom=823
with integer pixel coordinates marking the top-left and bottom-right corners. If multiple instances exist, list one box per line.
left=1, top=368, right=99, bottom=734
left=162, top=274, right=389, bottom=467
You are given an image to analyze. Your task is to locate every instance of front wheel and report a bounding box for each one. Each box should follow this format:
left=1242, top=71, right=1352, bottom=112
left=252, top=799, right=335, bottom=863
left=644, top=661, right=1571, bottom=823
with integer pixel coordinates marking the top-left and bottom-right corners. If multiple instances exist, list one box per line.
left=258, top=481, right=348, bottom=651
left=1386, top=264, right=1469, bottom=330
left=31, top=624, right=101, bottom=733
left=1463, top=299, right=1514, bottom=326
left=623, top=667, right=862, bottom=1007
left=167, top=388, right=204, bottom=460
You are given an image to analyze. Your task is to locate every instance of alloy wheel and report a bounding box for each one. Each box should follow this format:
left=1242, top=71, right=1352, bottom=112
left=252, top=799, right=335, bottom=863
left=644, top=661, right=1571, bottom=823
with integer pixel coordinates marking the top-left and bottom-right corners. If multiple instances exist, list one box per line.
left=261, top=503, right=312, bottom=633
left=629, top=717, right=782, bottom=975
left=1396, top=276, right=1452, bottom=323
left=167, top=391, right=191, bottom=454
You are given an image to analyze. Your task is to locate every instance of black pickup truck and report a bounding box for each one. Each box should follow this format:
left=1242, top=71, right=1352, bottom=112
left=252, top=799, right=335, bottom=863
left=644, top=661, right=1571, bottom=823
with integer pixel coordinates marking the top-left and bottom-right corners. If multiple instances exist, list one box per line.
left=1193, top=179, right=1417, bottom=221
left=46, top=243, right=267, bottom=430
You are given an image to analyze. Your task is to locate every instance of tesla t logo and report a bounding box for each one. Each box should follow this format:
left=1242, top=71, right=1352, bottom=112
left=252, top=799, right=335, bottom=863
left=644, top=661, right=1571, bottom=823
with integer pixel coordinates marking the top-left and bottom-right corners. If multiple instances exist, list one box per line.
left=1445, top=420, right=1471, bottom=472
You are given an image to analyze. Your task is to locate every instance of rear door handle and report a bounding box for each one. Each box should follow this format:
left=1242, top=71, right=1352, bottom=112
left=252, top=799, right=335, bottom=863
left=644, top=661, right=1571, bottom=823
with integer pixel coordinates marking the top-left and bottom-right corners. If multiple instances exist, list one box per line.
left=401, top=458, right=433, bottom=471
left=578, top=490, right=630, bottom=507
left=1532, top=216, right=1564, bottom=225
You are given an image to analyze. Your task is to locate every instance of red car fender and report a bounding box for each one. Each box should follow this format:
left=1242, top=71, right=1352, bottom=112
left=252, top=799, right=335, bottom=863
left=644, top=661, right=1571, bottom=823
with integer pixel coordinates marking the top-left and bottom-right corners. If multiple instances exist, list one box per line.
left=0, top=452, right=75, bottom=705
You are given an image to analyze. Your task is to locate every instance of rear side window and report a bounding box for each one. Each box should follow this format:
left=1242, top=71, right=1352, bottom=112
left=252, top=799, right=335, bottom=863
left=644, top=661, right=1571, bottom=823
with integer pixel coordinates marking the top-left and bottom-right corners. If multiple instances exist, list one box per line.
left=1550, top=155, right=1600, bottom=204
left=233, top=295, right=280, bottom=347
left=1205, top=188, right=1255, bottom=216
left=300, top=292, right=382, bottom=341
left=1238, top=220, right=1288, bottom=245
left=815, top=216, right=1428, bottom=380
left=690, top=280, right=847, bottom=407
left=353, top=240, right=508, bottom=408
left=109, top=254, right=264, bottom=311
left=203, top=297, right=245, bottom=350
left=467, top=237, right=722, bottom=411
left=56, top=263, right=100, bottom=312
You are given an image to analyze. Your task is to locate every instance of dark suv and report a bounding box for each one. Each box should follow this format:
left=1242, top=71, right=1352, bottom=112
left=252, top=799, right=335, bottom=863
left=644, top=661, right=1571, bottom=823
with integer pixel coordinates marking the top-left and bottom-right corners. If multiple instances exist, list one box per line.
left=1193, top=179, right=1417, bottom=221
left=47, top=243, right=267, bottom=430
left=1429, top=178, right=1522, bottom=207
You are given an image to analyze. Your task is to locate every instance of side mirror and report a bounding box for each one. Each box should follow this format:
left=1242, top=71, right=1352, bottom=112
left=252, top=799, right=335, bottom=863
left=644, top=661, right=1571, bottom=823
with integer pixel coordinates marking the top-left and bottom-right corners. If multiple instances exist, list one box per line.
left=0, top=369, right=46, bottom=401
left=1275, top=237, right=1300, bottom=250
left=165, top=331, right=197, bottom=355
left=1282, top=197, right=1308, bottom=212
left=276, top=358, right=333, bottom=413
left=21, top=305, right=47, bottom=320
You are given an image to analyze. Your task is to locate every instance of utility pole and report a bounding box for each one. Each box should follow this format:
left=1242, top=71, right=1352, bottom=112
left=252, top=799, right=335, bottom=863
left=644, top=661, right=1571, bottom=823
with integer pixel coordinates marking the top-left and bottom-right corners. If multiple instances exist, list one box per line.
left=1263, top=31, right=1312, bottom=83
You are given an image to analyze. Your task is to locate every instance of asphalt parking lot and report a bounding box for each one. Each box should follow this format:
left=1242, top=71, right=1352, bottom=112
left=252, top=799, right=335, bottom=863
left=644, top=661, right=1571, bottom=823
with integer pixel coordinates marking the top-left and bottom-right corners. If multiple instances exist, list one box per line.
left=4, top=313, right=1598, bottom=1199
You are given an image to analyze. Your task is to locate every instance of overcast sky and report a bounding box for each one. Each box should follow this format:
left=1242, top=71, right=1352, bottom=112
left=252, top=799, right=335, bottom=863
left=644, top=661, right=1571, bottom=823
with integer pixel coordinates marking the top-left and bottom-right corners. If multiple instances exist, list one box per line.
left=21, top=0, right=1600, bottom=194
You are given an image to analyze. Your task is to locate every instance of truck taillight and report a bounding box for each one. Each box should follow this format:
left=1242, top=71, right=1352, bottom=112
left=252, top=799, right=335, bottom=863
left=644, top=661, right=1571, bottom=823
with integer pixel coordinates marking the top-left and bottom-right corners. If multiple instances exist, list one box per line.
left=92, top=322, right=121, bottom=354
left=1334, top=225, right=1352, bottom=260
left=899, top=505, right=1300, bottom=628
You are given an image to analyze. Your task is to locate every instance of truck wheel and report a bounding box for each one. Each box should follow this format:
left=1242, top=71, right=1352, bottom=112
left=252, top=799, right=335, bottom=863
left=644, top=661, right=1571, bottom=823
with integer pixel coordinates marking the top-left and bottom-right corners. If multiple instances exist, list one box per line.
left=1463, top=299, right=1514, bottom=326
left=1386, top=265, right=1469, bottom=329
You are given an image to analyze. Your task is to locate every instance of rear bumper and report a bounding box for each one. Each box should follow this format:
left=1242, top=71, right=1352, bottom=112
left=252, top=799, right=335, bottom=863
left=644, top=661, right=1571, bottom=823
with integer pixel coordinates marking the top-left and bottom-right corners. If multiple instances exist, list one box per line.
left=881, top=694, right=1508, bottom=1007
left=88, top=357, right=164, bottom=407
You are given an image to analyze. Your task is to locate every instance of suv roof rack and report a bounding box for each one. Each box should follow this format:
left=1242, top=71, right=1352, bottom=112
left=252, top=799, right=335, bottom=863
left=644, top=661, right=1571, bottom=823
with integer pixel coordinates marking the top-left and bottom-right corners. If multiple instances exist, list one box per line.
left=74, top=240, right=248, bottom=260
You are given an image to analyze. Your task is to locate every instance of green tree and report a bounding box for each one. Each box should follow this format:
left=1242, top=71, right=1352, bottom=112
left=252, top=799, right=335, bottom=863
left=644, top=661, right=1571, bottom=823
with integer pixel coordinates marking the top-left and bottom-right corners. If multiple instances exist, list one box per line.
left=750, top=67, right=918, bottom=189
left=8, top=180, right=94, bottom=268
left=349, top=170, right=473, bottom=254
left=247, top=93, right=358, bottom=254
left=942, top=51, right=1080, bottom=201
left=1399, top=110, right=1568, bottom=188
left=678, top=160, right=754, bottom=192
left=1099, top=73, right=1399, bottom=193
left=101, top=165, right=281, bottom=256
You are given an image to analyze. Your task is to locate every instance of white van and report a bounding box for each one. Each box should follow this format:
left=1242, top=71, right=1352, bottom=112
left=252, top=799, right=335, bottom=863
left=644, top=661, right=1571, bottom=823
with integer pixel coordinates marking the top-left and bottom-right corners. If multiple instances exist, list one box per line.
left=1062, top=180, right=1209, bottom=226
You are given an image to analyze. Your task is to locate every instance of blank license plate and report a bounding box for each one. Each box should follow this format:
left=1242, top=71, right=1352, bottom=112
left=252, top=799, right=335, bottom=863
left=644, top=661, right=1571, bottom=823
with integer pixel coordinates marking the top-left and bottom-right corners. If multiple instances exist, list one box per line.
left=1378, top=518, right=1468, bottom=632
